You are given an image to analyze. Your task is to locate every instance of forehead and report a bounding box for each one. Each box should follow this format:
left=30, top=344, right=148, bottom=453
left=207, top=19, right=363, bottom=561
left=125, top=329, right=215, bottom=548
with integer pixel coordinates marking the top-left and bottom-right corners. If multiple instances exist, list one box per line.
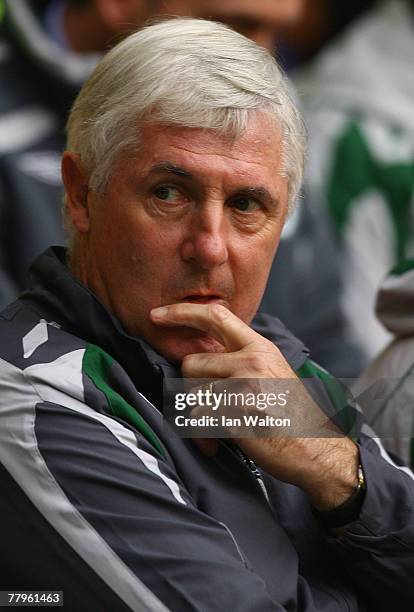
left=129, top=114, right=285, bottom=185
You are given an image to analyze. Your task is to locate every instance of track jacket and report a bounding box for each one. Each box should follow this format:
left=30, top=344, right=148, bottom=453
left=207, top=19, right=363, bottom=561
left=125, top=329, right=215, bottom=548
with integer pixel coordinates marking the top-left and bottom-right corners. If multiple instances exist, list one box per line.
left=0, top=247, right=413, bottom=611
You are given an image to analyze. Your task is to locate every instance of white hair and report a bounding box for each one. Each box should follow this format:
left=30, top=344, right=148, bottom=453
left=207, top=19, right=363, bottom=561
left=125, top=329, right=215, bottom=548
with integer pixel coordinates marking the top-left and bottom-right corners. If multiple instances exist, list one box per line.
left=66, top=18, right=306, bottom=215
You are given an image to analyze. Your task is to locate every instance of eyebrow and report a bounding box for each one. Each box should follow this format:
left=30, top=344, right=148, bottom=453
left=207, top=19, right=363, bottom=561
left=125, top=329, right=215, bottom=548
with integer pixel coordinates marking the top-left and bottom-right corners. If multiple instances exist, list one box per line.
left=149, top=161, right=194, bottom=179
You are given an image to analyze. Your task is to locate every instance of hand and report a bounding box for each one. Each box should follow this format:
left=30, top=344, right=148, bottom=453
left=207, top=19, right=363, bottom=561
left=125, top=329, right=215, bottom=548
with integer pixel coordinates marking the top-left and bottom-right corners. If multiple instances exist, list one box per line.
left=151, top=303, right=359, bottom=511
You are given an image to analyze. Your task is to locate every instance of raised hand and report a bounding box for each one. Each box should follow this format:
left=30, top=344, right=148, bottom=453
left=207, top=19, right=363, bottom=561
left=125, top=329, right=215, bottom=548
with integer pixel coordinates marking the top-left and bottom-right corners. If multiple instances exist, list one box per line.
left=151, top=303, right=359, bottom=511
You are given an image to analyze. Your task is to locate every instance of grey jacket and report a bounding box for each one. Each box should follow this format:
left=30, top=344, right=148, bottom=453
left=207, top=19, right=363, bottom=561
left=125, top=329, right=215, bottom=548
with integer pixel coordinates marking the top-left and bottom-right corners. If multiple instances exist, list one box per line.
left=0, top=247, right=413, bottom=611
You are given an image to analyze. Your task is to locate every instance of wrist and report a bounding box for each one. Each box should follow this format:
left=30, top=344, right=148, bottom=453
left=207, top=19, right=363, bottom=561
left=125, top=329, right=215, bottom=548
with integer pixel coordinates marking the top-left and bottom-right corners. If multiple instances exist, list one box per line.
left=300, top=438, right=360, bottom=512
left=313, top=462, right=366, bottom=529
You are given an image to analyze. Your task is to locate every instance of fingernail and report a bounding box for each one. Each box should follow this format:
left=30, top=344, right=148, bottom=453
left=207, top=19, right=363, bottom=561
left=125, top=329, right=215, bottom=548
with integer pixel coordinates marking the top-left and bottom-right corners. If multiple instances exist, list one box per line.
left=151, top=306, right=169, bottom=318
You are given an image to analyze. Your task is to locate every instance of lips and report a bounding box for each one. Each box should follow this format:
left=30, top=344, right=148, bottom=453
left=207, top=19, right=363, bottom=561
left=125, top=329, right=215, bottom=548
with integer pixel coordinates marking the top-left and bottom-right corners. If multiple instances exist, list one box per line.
left=179, top=295, right=223, bottom=304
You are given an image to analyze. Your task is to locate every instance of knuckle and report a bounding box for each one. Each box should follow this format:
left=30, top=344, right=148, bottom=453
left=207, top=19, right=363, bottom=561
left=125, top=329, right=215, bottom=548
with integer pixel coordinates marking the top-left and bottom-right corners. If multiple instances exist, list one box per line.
left=181, top=354, right=196, bottom=375
left=263, top=339, right=278, bottom=352
left=245, top=352, right=266, bottom=371
left=209, top=303, right=230, bottom=324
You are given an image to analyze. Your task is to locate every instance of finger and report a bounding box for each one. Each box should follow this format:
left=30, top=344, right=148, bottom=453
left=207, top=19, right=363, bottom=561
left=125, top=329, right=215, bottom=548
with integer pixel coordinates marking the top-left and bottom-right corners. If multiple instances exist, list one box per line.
left=150, top=303, right=259, bottom=352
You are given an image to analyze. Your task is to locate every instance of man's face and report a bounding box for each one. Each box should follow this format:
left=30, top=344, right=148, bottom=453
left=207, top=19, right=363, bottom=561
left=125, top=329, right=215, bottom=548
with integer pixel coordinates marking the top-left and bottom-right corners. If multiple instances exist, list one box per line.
left=81, top=114, right=289, bottom=362
left=139, top=0, right=304, bottom=51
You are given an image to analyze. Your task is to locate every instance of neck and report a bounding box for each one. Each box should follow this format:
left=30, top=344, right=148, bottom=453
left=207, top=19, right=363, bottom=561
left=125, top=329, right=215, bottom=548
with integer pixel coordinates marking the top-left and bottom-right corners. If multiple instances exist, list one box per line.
left=69, top=237, right=115, bottom=315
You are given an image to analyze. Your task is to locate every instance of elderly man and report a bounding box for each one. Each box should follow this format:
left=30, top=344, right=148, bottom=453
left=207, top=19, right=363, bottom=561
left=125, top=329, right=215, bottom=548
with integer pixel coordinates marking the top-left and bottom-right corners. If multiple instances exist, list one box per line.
left=0, top=0, right=300, bottom=296
left=0, top=19, right=413, bottom=611
left=0, top=0, right=364, bottom=378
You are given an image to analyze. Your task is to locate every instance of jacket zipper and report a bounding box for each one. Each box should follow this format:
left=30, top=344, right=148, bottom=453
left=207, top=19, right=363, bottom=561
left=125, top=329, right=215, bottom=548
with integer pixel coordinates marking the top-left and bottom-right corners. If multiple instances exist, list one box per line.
left=234, top=447, right=271, bottom=505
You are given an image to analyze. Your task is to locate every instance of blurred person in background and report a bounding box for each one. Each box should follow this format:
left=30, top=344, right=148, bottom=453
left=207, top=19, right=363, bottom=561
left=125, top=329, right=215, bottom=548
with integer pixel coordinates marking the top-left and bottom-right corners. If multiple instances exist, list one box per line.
left=276, top=0, right=376, bottom=70
left=0, top=0, right=363, bottom=376
left=355, top=259, right=414, bottom=469
left=295, top=0, right=414, bottom=362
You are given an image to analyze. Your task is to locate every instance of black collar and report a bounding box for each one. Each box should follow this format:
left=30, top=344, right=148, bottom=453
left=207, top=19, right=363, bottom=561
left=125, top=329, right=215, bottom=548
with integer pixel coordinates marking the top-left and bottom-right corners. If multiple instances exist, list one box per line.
left=23, top=247, right=179, bottom=407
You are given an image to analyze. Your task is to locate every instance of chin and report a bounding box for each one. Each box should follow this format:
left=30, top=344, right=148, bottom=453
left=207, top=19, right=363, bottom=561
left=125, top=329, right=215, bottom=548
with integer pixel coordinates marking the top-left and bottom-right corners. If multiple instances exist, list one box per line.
left=150, top=330, right=226, bottom=364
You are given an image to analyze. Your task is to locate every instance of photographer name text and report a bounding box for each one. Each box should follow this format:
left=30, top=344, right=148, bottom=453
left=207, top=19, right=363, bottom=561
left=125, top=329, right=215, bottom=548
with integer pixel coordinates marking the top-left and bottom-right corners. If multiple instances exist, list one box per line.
left=174, top=414, right=291, bottom=427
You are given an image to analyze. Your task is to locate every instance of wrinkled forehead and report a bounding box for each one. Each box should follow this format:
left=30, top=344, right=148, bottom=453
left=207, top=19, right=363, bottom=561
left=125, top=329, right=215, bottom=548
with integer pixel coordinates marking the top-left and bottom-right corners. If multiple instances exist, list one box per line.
left=122, top=114, right=285, bottom=179
left=107, top=118, right=289, bottom=213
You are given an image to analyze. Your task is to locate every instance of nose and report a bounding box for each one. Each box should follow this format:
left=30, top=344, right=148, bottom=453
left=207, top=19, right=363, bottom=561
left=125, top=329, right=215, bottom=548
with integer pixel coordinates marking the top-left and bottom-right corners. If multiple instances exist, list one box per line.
left=180, top=206, right=229, bottom=270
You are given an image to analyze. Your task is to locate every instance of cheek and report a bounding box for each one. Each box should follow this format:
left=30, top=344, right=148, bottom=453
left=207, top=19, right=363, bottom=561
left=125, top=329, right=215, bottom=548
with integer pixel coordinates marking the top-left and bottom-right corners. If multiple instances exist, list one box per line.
left=231, top=238, right=277, bottom=319
left=107, top=220, right=181, bottom=298
left=90, top=205, right=145, bottom=288
left=236, top=230, right=278, bottom=277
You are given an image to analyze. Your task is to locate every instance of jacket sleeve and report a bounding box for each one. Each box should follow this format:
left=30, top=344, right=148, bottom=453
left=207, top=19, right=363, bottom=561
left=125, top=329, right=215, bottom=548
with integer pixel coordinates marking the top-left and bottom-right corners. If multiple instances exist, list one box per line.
left=297, top=357, right=414, bottom=609
left=325, top=431, right=414, bottom=611
left=0, top=393, right=290, bottom=612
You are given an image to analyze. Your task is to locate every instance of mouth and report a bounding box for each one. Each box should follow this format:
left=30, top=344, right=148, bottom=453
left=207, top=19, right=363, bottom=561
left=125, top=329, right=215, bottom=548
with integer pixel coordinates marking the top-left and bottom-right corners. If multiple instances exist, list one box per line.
left=179, top=294, right=225, bottom=305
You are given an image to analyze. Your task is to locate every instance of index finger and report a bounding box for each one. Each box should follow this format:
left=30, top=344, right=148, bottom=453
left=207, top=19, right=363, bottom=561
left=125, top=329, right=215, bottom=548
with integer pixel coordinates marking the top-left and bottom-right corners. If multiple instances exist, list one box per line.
left=150, top=303, right=260, bottom=352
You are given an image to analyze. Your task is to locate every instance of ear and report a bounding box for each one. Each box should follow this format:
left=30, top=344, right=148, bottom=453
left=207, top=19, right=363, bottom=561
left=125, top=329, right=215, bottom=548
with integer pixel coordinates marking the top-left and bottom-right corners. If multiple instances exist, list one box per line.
left=61, top=152, right=91, bottom=234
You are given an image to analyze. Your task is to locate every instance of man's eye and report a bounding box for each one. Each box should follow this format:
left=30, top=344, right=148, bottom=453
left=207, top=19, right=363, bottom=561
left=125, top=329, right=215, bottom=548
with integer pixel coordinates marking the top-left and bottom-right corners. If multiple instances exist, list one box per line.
left=231, top=197, right=260, bottom=212
left=153, top=185, right=182, bottom=202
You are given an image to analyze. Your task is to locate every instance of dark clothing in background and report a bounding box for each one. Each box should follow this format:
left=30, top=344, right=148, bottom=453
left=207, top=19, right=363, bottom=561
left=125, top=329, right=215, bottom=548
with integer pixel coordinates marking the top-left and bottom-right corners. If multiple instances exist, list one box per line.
left=261, top=202, right=364, bottom=376
left=0, top=0, right=96, bottom=291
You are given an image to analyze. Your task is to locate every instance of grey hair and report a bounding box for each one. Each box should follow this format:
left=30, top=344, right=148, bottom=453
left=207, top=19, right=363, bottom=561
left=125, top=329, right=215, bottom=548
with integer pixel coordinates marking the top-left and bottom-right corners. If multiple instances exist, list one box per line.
left=66, top=17, right=306, bottom=217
